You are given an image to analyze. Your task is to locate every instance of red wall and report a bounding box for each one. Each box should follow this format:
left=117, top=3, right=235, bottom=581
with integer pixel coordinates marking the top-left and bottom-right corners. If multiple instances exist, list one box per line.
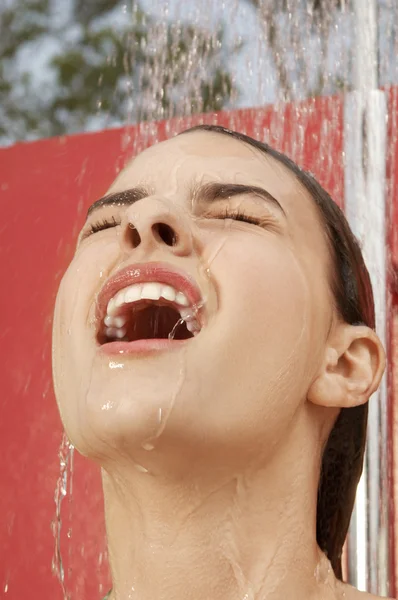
left=1, top=95, right=393, bottom=598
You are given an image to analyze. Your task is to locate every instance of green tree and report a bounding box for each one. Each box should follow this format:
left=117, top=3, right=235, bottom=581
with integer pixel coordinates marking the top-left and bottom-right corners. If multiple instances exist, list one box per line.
left=244, top=0, right=347, bottom=101
left=0, top=0, right=239, bottom=143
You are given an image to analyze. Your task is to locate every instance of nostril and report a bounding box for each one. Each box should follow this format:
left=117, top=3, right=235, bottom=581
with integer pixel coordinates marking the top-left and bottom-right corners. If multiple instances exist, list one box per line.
left=128, top=223, right=142, bottom=248
left=152, top=222, right=177, bottom=247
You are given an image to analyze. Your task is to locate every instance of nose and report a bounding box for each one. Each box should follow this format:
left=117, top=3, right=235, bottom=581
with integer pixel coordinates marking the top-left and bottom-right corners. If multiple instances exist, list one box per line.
left=120, top=197, right=194, bottom=257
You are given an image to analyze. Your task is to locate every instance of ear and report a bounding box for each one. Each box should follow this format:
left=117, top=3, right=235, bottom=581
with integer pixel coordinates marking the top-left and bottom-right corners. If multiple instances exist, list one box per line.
left=307, top=324, right=386, bottom=408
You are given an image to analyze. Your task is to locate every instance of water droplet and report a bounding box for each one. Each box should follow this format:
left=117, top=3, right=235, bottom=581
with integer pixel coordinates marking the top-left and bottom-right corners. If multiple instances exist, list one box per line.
left=109, top=361, right=124, bottom=369
left=101, top=400, right=115, bottom=411
left=142, top=442, right=155, bottom=451
left=135, top=463, right=149, bottom=474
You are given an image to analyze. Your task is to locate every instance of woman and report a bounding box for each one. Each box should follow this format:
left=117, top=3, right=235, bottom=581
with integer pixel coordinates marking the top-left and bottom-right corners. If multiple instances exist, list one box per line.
left=52, top=124, right=390, bottom=599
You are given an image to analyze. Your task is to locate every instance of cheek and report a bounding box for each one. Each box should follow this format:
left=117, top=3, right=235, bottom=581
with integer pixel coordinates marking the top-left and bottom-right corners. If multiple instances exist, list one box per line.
left=208, top=234, right=316, bottom=406
left=52, top=241, right=120, bottom=420
left=57, top=239, right=120, bottom=328
left=178, top=234, right=316, bottom=454
left=220, top=234, right=311, bottom=332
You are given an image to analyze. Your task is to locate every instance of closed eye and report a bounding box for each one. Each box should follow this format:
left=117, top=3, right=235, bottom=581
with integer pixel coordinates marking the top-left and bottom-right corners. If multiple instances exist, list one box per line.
left=210, top=208, right=264, bottom=227
left=87, top=216, right=120, bottom=236
left=83, top=207, right=272, bottom=241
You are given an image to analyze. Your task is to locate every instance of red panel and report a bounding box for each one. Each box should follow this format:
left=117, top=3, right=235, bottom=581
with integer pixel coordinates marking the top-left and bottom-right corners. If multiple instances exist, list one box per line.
left=0, top=101, right=345, bottom=598
left=0, top=129, right=129, bottom=599
left=386, top=87, right=398, bottom=595
left=387, top=87, right=398, bottom=287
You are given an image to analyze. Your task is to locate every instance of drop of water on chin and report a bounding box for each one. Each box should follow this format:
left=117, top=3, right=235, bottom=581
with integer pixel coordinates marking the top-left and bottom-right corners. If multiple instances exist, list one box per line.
left=127, top=585, right=136, bottom=599
left=101, top=401, right=115, bottom=411
left=140, top=323, right=189, bottom=452
left=135, top=463, right=149, bottom=474
left=109, top=361, right=124, bottom=369
left=141, top=442, right=155, bottom=451
left=140, top=350, right=187, bottom=455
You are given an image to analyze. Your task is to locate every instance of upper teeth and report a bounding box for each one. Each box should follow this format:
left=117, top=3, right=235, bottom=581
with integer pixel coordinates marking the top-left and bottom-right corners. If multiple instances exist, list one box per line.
left=107, top=282, right=190, bottom=316
left=103, top=282, right=202, bottom=337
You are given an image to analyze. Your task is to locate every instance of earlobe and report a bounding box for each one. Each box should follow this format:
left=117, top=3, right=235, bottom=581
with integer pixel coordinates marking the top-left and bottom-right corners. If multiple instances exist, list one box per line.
left=307, top=325, right=386, bottom=409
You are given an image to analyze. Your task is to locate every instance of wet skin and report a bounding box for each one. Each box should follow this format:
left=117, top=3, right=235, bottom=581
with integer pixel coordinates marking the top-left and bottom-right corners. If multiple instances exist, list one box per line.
left=53, top=131, right=386, bottom=600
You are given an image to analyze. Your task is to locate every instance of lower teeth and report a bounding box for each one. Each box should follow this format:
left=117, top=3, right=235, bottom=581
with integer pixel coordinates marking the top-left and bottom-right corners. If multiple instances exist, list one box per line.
left=103, top=317, right=200, bottom=341
left=104, top=326, right=126, bottom=339
left=186, top=320, right=200, bottom=333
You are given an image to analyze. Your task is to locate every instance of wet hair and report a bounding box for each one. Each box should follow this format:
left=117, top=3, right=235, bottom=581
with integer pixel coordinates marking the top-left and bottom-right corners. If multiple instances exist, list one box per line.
left=181, top=124, right=375, bottom=579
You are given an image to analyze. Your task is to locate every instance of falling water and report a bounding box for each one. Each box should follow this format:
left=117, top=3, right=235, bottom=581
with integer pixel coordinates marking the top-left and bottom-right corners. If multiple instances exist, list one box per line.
left=51, top=433, right=74, bottom=600
left=2, top=0, right=398, bottom=597
left=52, top=0, right=398, bottom=595
left=72, top=1, right=398, bottom=594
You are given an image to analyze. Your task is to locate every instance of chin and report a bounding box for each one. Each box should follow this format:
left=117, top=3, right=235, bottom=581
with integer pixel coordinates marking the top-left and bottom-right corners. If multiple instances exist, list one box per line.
left=71, top=374, right=182, bottom=457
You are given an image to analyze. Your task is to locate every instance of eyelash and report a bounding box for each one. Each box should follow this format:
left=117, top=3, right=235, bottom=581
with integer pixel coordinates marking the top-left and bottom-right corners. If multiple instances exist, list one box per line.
left=214, top=208, right=262, bottom=226
left=86, top=209, right=262, bottom=237
left=89, top=216, right=119, bottom=234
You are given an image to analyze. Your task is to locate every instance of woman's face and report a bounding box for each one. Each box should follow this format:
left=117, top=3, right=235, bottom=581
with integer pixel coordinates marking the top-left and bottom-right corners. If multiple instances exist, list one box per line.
left=53, top=131, right=334, bottom=466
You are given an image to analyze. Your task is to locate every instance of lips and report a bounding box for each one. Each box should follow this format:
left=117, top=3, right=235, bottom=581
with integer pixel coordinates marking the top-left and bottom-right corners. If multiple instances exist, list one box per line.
left=97, top=262, right=202, bottom=318
left=94, top=262, right=204, bottom=351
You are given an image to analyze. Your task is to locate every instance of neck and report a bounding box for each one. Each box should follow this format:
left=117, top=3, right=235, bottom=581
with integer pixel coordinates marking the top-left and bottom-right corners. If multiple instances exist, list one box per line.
left=102, top=432, right=340, bottom=600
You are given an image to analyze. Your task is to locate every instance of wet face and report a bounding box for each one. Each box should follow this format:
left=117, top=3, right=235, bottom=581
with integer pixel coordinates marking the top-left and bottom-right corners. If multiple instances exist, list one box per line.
left=52, top=131, right=334, bottom=468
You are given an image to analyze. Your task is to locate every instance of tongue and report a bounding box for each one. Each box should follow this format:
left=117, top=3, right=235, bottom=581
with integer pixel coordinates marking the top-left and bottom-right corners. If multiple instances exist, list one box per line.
left=127, top=305, right=190, bottom=341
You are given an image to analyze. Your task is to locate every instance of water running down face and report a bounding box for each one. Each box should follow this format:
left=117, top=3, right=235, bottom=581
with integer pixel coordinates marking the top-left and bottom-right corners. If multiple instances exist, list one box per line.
left=52, top=129, right=382, bottom=483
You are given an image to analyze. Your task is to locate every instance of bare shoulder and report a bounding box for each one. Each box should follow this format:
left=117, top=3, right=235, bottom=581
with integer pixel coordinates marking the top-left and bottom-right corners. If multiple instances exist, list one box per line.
left=354, top=595, right=393, bottom=600
left=342, top=585, right=394, bottom=600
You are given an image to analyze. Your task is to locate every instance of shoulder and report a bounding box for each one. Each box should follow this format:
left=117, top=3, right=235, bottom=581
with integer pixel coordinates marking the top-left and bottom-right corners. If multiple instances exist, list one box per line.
left=342, top=585, right=393, bottom=600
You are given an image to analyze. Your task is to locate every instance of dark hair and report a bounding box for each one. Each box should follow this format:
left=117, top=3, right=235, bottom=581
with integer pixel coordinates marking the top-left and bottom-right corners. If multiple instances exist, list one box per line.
left=181, top=124, right=375, bottom=579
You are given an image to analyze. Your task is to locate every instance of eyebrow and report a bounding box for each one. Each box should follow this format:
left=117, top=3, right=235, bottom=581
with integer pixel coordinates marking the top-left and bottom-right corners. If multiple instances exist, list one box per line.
left=193, top=182, right=286, bottom=216
left=86, top=182, right=286, bottom=218
left=87, top=186, right=150, bottom=216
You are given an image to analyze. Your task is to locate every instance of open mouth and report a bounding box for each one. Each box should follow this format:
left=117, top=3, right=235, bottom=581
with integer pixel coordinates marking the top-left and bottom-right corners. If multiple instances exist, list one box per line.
left=97, top=280, right=202, bottom=345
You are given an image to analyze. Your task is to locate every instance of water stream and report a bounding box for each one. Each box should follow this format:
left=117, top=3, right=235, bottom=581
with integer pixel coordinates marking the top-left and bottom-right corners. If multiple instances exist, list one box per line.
left=2, top=0, right=398, bottom=598
left=51, top=0, right=398, bottom=596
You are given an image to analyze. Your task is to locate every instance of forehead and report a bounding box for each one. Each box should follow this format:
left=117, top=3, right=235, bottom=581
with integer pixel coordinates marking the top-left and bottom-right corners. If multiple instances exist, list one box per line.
left=111, top=131, right=300, bottom=198
left=109, top=131, right=328, bottom=256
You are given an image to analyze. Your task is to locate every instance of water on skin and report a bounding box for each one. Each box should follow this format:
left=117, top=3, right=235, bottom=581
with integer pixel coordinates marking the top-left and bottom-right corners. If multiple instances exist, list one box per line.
left=102, top=200, right=310, bottom=596
left=139, top=251, right=208, bottom=453
left=139, top=347, right=188, bottom=454
left=60, top=136, right=341, bottom=600
left=47, top=1, right=398, bottom=595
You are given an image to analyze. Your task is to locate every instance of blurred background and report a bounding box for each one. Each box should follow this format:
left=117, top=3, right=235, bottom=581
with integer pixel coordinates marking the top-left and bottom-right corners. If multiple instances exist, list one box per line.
left=1, top=0, right=397, bottom=145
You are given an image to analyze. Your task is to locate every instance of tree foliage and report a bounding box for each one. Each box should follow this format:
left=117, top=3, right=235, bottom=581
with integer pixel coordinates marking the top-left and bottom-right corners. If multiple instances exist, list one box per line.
left=244, top=0, right=347, bottom=100
left=0, top=0, right=238, bottom=143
